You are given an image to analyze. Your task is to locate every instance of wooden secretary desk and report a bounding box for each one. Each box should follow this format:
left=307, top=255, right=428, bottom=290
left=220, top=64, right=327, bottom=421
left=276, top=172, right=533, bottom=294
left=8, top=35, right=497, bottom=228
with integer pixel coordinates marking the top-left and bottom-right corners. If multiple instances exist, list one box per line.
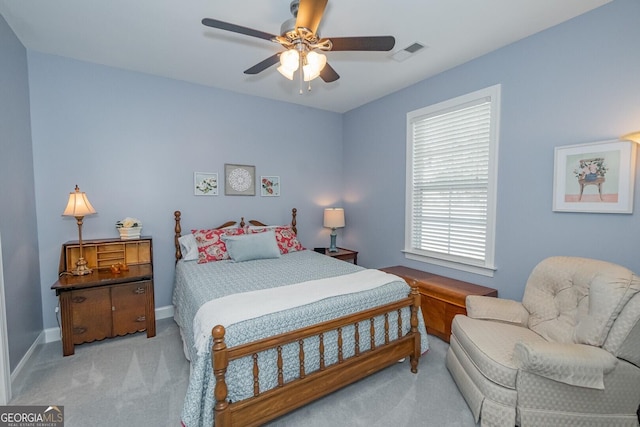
left=51, top=237, right=156, bottom=356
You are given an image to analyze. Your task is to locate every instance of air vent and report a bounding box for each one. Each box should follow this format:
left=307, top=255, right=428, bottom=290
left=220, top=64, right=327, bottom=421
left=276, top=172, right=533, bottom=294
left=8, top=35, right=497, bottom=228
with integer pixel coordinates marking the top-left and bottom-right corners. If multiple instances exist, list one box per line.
left=392, top=42, right=427, bottom=62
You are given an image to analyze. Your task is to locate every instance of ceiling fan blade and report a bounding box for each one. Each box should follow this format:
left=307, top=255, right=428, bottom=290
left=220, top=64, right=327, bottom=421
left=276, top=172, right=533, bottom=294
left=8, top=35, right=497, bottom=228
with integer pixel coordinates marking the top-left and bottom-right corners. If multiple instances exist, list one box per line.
left=320, top=62, right=340, bottom=83
left=295, top=0, right=328, bottom=34
left=326, top=36, right=395, bottom=51
left=244, top=53, right=281, bottom=75
left=202, top=18, right=276, bottom=41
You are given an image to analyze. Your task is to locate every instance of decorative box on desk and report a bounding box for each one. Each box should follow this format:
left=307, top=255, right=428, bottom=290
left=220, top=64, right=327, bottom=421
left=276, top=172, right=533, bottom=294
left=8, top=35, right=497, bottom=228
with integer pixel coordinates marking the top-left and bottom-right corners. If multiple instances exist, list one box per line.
left=380, top=266, right=497, bottom=342
left=51, top=237, right=156, bottom=356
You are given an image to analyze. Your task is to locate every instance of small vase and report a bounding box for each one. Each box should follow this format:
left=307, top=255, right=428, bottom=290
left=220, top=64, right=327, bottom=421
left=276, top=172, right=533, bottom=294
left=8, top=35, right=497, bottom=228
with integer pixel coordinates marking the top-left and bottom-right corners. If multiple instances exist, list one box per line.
left=118, top=227, right=142, bottom=240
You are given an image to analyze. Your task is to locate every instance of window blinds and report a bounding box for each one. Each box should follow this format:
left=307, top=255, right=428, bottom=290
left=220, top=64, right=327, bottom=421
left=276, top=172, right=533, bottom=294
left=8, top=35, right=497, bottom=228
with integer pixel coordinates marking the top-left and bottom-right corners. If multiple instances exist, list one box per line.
left=409, top=99, right=491, bottom=263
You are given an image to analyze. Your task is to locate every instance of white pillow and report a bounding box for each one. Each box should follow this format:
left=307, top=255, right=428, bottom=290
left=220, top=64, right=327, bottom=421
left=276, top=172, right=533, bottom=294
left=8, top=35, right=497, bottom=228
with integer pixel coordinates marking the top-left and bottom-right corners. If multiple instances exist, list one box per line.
left=178, top=234, right=199, bottom=261
left=247, top=225, right=279, bottom=231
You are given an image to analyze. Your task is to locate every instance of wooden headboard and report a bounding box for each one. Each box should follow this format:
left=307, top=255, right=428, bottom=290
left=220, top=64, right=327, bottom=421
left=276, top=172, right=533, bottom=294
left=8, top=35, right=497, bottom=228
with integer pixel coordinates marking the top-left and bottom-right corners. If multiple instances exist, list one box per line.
left=173, top=208, right=297, bottom=262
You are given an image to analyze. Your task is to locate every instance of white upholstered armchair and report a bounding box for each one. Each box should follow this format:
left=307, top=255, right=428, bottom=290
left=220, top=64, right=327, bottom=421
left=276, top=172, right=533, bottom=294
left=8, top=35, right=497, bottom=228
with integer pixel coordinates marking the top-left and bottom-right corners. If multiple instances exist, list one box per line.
left=446, top=256, right=640, bottom=426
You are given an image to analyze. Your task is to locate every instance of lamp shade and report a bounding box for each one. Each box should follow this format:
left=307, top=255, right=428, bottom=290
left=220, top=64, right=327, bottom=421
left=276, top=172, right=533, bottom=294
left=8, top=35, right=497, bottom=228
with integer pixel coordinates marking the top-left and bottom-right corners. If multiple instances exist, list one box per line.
left=323, top=208, right=345, bottom=228
left=62, top=185, right=96, bottom=217
left=277, top=49, right=300, bottom=80
left=621, top=131, right=640, bottom=143
left=303, top=51, right=327, bottom=82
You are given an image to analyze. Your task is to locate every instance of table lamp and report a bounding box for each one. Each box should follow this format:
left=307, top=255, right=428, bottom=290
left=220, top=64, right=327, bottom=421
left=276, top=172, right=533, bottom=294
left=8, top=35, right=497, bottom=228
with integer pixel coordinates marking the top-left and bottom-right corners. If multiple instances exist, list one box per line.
left=621, top=131, right=640, bottom=143
left=323, top=208, right=345, bottom=252
left=62, top=185, right=96, bottom=275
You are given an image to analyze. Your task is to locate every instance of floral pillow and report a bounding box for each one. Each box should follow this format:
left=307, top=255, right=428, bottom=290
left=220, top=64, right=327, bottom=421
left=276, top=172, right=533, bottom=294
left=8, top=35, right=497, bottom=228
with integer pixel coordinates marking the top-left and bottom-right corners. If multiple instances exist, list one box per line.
left=192, top=227, right=244, bottom=263
left=250, top=225, right=304, bottom=254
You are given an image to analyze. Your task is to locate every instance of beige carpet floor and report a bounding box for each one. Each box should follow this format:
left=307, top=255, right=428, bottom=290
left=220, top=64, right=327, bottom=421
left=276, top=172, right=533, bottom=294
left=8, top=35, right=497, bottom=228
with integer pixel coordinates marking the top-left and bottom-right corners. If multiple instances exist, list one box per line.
left=10, top=318, right=477, bottom=426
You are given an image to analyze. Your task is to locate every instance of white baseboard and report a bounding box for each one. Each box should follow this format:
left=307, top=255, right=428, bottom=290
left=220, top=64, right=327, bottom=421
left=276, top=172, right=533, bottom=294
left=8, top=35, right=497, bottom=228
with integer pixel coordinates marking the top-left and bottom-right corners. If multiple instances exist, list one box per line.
left=10, top=330, right=45, bottom=384
left=155, top=304, right=175, bottom=320
left=43, top=326, right=61, bottom=344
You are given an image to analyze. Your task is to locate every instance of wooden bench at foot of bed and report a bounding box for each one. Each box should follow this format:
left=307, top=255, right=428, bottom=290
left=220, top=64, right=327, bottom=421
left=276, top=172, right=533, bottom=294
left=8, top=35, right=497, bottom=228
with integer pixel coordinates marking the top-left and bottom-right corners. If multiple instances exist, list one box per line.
left=212, top=287, right=422, bottom=427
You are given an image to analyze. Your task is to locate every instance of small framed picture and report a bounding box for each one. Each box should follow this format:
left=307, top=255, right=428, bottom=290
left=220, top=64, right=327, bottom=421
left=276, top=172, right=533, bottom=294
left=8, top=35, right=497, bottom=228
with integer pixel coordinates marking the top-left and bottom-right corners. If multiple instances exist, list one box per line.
left=552, top=140, right=636, bottom=213
left=260, top=176, right=280, bottom=197
left=194, top=172, right=218, bottom=196
left=224, top=164, right=256, bottom=196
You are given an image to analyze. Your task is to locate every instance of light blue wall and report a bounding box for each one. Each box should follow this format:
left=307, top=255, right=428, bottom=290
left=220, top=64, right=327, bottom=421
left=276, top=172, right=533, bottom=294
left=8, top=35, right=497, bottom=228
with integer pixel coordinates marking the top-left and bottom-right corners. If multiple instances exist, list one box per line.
left=28, top=54, right=343, bottom=329
left=0, top=14, right=43, bottom=371
left=10, top=0, right=640, bottom=340
left=343, top=0, right=640, bottom=301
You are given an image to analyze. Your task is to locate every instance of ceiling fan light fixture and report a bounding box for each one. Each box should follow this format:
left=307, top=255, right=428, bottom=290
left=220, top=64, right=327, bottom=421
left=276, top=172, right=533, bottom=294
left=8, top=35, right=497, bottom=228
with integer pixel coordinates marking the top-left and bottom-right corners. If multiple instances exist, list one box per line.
left=277, top=65, right=295, bottom=80
left=277, top=49, right=300, bottom=80
left=303, top=51, right=326, bottom=81
left=202, top=0, right=395, bottom=86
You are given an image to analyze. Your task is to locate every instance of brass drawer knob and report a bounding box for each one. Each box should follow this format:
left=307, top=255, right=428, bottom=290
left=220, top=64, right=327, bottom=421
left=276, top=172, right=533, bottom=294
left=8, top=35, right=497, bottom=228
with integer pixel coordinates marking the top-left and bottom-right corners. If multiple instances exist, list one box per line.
left=72, top=296, right=87, bottom=304
left=134, top=287, right=145, bottom=294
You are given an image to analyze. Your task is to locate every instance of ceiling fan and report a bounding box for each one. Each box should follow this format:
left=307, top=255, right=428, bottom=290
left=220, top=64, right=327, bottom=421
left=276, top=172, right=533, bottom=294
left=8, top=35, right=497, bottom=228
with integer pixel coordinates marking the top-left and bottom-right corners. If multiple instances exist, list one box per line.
left=202, top=0, right=395, bottom=89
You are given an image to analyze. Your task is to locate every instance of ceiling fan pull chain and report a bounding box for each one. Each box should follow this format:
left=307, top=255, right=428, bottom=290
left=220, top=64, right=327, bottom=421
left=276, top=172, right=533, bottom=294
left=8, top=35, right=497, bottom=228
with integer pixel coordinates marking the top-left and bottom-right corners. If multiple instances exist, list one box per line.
left=299, top=53, right=304, bottom=94
left=298, top=70, right=304, bottom=95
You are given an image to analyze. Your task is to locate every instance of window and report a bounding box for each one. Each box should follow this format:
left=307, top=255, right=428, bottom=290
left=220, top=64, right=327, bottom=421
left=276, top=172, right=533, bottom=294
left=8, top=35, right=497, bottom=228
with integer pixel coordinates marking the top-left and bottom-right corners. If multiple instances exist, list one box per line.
left=405, top=85, right=500, bottom=276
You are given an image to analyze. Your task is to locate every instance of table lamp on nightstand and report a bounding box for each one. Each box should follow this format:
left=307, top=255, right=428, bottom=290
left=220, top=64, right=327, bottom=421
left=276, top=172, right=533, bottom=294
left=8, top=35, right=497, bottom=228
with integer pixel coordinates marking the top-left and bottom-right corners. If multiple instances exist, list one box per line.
left=62, top=185, right=96, bottom=275
left=323, top=207, right=345, bottom=253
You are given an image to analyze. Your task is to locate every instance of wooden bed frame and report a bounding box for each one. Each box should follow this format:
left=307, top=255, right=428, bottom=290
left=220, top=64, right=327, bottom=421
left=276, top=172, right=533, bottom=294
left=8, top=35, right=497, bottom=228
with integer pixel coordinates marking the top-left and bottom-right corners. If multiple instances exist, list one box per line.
left=173, top=208, right=422, bottom=427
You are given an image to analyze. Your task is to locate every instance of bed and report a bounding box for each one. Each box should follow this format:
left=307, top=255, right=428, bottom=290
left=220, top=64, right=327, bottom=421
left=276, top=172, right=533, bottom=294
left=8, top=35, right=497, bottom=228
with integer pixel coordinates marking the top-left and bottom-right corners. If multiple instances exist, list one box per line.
left=172, top=209, right=429, bottom=427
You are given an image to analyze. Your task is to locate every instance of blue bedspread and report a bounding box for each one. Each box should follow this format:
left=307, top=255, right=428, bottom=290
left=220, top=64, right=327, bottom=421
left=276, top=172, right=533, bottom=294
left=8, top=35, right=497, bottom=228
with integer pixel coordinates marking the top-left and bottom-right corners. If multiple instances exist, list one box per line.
left=173, top=250, right=429, bottom=427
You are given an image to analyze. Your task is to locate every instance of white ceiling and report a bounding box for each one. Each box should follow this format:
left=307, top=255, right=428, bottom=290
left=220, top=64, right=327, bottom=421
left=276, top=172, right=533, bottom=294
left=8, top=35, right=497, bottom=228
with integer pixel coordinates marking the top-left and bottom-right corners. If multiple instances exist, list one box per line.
left=0, top=0, right=611, bottom=113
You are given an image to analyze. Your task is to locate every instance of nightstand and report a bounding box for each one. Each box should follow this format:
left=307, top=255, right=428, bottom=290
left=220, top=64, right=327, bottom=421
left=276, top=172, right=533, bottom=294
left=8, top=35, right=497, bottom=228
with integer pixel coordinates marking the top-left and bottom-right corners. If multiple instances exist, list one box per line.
left=324, top=247, right=358, bottom=265
left=51, top=237, right=156, bottom=356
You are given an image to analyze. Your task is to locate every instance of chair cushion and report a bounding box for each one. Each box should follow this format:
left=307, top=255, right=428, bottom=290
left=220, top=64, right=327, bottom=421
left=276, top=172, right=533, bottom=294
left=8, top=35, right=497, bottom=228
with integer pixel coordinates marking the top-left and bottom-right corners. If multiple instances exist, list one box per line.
left=451, top=315, right=547, bottom=389
left=522, top=256, right=639, bottom=346
left=513, top=340, right=617, bottom=389
left=575, top=271, right=639, bottom=346
left=604, top=292, right=640, bottom=365
left=466, top=295, right=529, bottom=327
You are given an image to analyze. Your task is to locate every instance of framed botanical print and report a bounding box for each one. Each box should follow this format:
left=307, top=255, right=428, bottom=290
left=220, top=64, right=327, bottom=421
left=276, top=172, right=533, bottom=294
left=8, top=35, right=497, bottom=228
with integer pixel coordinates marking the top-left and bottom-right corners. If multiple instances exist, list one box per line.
left=260, top=176, right=280, bottom=197
left=194, top=172, right=218, bottom=196
left=552, top=140, right=636, bottom=213
left=224, top=164, right=256, bottom=196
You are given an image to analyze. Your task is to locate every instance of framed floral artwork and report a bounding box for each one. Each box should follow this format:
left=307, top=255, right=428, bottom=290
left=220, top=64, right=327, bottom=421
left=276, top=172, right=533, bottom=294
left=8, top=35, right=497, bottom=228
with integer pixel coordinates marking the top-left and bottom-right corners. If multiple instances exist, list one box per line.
left=224, top=164, right=255, bottom=196
left=260, top=176, right=280, bottom=197
left=552, top=140, right=636, bottom=213
left=194, top=172, right=218, bottom=196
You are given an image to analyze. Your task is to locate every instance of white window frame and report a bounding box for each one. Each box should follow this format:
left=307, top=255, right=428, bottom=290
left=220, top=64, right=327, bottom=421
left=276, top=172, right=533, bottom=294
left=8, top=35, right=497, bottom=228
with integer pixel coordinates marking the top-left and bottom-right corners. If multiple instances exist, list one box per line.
left=404, top=84, right=500, bottom=277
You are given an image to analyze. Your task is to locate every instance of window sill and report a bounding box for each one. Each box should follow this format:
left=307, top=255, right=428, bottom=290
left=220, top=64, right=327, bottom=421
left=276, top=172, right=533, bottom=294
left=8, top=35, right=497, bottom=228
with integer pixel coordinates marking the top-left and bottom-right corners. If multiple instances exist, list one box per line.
left=402, top=250, right=496, bottom=277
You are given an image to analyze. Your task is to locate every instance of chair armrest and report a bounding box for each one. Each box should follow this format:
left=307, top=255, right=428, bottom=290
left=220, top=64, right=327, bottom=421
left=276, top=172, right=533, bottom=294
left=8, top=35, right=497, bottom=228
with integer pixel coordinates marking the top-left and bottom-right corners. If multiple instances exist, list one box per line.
left=465, top=295, right=529, bottom=327
left=513, top=341, right=618, bottom=389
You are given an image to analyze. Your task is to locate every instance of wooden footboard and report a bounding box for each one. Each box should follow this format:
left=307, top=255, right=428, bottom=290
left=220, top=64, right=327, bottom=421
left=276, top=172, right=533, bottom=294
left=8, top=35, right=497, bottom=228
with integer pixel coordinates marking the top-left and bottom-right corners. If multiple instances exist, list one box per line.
left=211, top=286, right=422, bottom=427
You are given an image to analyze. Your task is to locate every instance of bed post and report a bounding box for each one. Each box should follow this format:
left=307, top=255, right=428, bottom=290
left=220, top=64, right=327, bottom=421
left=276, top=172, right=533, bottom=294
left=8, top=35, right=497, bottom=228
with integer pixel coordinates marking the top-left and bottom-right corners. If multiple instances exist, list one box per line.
left=291, top=208, right=297, bottom=234
left=408, top=285, right=421, bottom=374
left=212, top=325, right=231, bottom=426
left=174, top=211, right=182, bottom=263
